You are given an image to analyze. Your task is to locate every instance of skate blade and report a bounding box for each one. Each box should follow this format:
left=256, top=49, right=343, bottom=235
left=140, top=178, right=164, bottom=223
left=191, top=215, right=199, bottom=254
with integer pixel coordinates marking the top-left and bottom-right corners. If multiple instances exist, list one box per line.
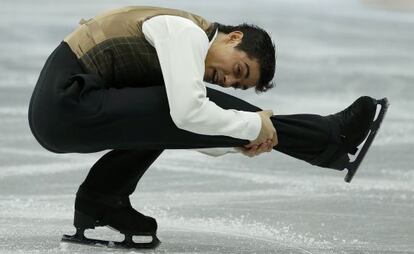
left=61, top=232, right=160, bottom=249
left=344, top=97, right=389, bottom=183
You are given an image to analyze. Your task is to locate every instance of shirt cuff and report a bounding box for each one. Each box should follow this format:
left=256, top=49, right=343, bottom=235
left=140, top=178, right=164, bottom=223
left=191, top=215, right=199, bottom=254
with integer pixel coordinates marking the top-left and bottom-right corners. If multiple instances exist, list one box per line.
left=236, top=111, right=262, bottom=140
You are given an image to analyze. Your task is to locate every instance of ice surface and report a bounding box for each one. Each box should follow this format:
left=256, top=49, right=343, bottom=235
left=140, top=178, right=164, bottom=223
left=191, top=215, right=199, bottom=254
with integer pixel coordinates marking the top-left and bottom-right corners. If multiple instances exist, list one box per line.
left=1, top=0, right=413, bottom=253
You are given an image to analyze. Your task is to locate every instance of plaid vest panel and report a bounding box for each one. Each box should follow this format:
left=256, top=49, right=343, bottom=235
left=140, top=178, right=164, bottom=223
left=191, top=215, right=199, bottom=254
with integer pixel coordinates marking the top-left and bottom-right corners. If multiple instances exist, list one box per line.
left=64, top=6, right=216, bottom=87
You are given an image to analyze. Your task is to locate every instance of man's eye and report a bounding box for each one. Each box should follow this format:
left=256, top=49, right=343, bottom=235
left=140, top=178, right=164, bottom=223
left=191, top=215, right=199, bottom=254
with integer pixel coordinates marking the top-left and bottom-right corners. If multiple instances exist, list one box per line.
left=233, top=83, right=241, bottom=90
left=237, top=65, right=241, bottom=75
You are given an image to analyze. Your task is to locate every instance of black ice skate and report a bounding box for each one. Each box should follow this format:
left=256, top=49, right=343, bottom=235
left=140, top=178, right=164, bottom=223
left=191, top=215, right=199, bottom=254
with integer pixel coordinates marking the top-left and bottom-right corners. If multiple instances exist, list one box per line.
left=61, top=187, right=160, bottom=249
left=327, top=96, right=389, bottom=183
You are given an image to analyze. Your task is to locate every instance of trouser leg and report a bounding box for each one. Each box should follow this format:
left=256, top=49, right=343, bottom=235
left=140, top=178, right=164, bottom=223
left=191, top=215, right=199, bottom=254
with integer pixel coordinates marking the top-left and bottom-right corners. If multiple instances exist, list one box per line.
left=272, top=114, right=342, bottom=168
left=80, top=149, right=163, bottom=196
left=54, top=75, right=341, bottom=164
left=53, top=74, right=342, bottom=169
left=205, top=88, right=343, bottom=169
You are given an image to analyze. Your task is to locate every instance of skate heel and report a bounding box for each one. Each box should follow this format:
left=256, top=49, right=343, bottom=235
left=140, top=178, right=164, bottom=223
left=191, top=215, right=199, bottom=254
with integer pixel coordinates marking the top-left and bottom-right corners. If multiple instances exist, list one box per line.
left=73, top=210, right=97, bottom=229
left=328, top=153, right=350, bottom=171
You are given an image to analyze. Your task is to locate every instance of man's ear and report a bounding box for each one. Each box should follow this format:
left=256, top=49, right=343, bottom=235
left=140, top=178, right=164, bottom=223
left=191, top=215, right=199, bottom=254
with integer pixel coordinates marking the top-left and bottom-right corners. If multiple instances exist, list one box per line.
left=227, top=31, right=243, bottom=44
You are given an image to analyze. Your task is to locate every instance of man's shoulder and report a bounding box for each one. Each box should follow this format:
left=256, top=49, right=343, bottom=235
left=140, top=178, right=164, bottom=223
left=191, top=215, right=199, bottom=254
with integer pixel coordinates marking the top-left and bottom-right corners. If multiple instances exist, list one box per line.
left=143, top=15, right=209, bottom=42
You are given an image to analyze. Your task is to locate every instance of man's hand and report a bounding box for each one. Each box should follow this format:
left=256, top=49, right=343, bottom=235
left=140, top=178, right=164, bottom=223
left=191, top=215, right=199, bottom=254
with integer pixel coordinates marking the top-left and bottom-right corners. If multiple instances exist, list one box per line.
left=241, top=110, right=278, bottom=157
left=236, top=139, right=275, bottom=157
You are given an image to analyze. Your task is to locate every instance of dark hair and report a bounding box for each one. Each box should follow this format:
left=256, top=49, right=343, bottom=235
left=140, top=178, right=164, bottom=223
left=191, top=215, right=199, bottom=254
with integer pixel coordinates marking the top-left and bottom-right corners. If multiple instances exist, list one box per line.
left=216, top=23, right=276, bottom=93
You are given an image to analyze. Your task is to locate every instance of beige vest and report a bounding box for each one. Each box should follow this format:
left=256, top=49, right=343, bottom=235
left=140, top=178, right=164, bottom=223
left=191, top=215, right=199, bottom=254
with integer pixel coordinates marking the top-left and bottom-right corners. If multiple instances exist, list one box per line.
left=64, top=6, right=216, bottom=87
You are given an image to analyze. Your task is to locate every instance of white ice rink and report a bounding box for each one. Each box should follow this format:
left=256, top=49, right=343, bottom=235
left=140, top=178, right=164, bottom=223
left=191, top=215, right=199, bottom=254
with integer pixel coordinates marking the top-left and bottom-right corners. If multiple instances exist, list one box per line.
left=0, top=0, right=413, bottom=253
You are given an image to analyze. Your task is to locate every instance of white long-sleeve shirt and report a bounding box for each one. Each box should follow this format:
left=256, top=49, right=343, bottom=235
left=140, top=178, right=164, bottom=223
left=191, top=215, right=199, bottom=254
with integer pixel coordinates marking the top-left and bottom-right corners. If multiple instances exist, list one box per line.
left=142, top=15, right=261, bottom=155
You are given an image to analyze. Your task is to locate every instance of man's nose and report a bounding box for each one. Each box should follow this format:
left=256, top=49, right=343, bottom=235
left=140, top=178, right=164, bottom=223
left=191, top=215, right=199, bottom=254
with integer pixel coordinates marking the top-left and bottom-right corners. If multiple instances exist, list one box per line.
left=223, top=75, right=238, bottom=87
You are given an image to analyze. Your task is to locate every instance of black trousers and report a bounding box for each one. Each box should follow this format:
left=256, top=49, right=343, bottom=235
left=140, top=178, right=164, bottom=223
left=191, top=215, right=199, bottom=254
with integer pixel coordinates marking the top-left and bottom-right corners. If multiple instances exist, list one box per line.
left=29, top=42, right=343, bottom=197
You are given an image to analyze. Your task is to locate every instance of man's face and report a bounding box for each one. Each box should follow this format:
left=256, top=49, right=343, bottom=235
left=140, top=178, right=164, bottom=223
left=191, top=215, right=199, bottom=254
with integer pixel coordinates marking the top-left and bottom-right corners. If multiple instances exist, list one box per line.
left=204, top=31, right=260, bottom=90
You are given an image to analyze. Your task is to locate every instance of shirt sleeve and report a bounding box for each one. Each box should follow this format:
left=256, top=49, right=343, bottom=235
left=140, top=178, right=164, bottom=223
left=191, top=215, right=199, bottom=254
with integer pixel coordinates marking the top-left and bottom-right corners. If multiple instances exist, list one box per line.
left=142, top=15, right=261, bottom=140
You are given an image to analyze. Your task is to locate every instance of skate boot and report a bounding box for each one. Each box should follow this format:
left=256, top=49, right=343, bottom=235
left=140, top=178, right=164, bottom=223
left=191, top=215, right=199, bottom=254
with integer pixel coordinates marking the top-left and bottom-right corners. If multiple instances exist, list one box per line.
left=61, top=186, right=160, bottom=249
left=325, top=96, right=389, bottom=182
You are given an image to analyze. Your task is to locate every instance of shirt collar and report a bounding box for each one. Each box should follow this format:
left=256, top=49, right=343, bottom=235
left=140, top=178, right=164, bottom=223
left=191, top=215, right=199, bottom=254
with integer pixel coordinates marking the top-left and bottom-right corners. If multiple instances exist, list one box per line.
left=209, top=28, right=218, bottom=47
